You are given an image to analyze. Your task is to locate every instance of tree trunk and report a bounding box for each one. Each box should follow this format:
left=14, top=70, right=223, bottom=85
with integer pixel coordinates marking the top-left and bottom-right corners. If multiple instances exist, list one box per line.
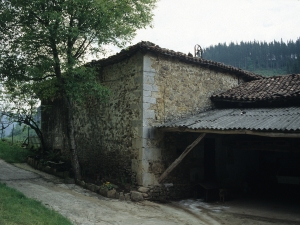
left=49, top=38, right=82, bottom=180
left=24, top=117, right=46, bottom=153
left=157, top=133, right=206, bottom=183
left=63, top=95, right=82, bottom=180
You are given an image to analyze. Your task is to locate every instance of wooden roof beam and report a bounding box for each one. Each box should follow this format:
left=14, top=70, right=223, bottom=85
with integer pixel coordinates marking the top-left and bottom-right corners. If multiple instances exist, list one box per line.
left=159, top=127, right=300, bottom=138
left=158, top=133, right=206, bottom=184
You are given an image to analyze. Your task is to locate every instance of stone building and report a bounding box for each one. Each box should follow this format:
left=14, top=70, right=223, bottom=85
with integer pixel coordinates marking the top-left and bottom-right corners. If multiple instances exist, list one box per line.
left=42, top=41, right=266, bottom=192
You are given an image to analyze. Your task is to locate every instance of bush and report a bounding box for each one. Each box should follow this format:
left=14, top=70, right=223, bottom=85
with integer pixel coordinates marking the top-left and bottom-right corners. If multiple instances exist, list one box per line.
left=0, top=141, right=30, bottom=163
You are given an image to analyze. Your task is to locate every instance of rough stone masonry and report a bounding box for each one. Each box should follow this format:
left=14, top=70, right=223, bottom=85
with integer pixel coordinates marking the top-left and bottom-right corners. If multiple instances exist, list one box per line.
left=42, top=46, right=248, bottom=192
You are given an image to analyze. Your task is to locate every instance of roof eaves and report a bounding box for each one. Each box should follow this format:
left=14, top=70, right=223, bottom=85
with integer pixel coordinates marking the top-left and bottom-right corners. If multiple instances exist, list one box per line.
left=90, top=41, right=263, bottom=81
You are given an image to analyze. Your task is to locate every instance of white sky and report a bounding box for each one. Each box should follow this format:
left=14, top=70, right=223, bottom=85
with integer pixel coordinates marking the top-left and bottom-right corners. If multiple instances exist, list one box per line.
left=109, top=0, right=300, bottom=56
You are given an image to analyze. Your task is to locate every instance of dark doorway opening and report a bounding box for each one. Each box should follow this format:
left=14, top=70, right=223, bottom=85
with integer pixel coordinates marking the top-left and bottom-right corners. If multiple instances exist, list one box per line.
left=198, top=138, right=218, bottom=201
left=223, top=135, right=300, bottom=203
left=204, top=138, right=216, bottom=182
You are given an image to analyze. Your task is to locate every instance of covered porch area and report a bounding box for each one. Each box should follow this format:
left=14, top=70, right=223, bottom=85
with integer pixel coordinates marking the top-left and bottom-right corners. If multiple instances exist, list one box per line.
left=157, top=107, right=300, bottom=202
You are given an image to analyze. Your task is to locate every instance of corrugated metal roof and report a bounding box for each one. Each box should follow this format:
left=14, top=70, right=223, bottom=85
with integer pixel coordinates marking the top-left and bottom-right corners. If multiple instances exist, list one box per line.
left=157, top=107, right=300, bottom=132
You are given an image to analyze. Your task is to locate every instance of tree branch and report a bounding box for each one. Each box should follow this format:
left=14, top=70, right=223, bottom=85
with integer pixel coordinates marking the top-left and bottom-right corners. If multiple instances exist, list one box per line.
left=73, top=37, right=88, bottom=59
left=74, top=35, right=95, bottom=59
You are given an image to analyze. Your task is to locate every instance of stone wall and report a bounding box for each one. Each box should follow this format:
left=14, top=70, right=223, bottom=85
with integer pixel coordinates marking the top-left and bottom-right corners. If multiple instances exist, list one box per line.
left=42, top=99, right=69, bottom=155
left=42, top=51, right=248, bottom=190
left=43, top=53, right=144, bottom=185
left=141, top=53, right=246, bottom=187
left=76, top=54, right=143, bottom=183
left=143, top=132, right=205, bottom=200
left=145, top=54, right=242, bottom=125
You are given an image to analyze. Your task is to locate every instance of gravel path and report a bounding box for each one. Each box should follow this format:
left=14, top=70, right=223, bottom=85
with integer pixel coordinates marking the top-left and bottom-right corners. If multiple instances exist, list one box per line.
left=1, top=159, right=299, bottom=225
left=0, top=160, right=209, bottom=225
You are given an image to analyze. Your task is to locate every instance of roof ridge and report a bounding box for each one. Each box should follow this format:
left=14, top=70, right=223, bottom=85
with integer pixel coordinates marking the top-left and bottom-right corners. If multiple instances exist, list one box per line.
left=90, top=41, right=263, bottom=82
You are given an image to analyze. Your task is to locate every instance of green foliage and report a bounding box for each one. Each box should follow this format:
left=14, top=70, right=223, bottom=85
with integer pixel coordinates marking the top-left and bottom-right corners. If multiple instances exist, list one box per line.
left=0, top=0, right=157, bottom=179
left=0, top=141, right=30, bottom=163
left=0, top=183, right=72, bottom=225
left=0, top=0, right=157, bottom=103
left=64, top=66, right=110, bottom=104
left=203, top=38, right=300, bottom=76
left=100, top=181, right=114, bottom=190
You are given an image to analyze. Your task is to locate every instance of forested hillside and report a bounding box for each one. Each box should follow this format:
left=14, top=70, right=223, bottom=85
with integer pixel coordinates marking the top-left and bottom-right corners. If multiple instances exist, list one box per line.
left=203, top=38, right=300, bottom=76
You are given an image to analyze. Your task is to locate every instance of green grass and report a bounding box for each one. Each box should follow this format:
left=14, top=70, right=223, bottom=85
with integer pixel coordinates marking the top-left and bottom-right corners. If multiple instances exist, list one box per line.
left=0, top=182, right=72, bottom=225
left=0, top=141, right=30, bottom=163
left=5, top=134, right=28, bottom=143
left=0, top=142, right=72, bottom=225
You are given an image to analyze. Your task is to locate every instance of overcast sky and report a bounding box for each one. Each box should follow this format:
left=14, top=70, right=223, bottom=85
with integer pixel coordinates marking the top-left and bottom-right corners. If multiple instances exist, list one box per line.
left=111, top=0, right=300, bottom=56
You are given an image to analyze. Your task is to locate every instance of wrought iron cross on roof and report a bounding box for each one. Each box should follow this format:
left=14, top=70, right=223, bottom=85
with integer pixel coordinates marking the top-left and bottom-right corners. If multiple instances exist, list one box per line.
left=194, top=44, right=203, bottom=58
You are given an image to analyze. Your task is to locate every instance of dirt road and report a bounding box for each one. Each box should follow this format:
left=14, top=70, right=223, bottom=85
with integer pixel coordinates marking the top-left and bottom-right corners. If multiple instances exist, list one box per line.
left=0, top=159, right=299, bottom=225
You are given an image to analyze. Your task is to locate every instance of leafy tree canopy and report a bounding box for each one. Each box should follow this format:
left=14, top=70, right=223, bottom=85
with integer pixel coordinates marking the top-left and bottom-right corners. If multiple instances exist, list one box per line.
left=0, top=0, right=156, bottom=101
left=0, top=0, right=157, bottom=179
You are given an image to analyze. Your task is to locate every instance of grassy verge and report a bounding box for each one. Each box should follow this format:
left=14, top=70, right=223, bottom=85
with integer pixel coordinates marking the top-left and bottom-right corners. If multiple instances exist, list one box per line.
left=0, top=140, right=30, bottom=163
left=0, top=183, right=72, bottom=225
left=0, top=141, right=72, bottom=225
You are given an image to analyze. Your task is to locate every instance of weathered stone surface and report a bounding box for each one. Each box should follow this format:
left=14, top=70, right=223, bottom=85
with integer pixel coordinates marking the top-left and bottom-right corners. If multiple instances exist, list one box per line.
left=37, top=163, right=43, bottom=170
left=56, top=171, right=64, bottom=178
left=145, top=54, right=241, bottom=127
left=138, top=54, right=245, bottom=187
left=107, top=189, right=116, bottom=198
left=138, top=187, right=149, bottom=193
left=124, top=193, right=131, bottom=201
left=63, top=171, right=70, bottom=178
left=86, top=183, right=93, bottom=191
left=119, top=192, right=125, bottom=201
left=138, top=172, right=156, bottom=187
left=64, top=178, right=75, bottom=184
left=144, top=97, right=156, bottom=104
left=79, top=180, right=86, bottom=188
left=44, top=166, right=51, bottom=173
left=42, top=50, right=248, bottom=192
left=130, top=191, right=144, bottom=202
left=89, top=184, right=100, bottom=192
left=142, top=193, right=148, bottom=198
left=99, top=188, right=108, bottom=197
left=43, top=53, right=143, bottom=187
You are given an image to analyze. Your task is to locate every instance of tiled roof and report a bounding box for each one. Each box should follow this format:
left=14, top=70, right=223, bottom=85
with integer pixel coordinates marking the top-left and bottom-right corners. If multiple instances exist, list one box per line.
left=157, top=107, right=300, bottom=133
left=211, top=74, right=300, bottom=103
left=90, top=41, right=262, bottom=81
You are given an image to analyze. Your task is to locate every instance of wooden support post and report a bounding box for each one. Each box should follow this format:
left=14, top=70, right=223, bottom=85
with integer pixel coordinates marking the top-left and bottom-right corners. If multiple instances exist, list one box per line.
left=158, top=133, right=206, bottom=183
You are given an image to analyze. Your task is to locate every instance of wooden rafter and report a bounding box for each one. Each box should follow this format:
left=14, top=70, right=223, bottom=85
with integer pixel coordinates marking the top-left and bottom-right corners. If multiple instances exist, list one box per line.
left=157, top=133, right=206, bottom=183
left=160, top=127, right=300, bottom=138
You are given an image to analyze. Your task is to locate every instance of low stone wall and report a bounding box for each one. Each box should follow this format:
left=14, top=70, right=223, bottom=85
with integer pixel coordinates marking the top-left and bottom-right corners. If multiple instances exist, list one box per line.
left=27, top=157, right=146, bottom=202
left=28, top=156, right=193, bottom=202
left=27, top=157, right=70, bottom=179
left=146, top=184, right=193, bottom=201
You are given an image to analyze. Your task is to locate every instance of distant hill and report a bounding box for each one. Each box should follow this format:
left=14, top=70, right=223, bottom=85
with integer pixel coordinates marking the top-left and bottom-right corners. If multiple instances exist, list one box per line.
left=203, top=38, right=300, bottom=77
